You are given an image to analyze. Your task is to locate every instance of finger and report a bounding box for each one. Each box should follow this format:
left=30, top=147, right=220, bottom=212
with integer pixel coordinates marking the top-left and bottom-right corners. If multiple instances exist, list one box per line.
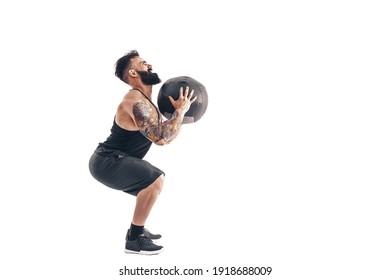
left=168, top=95, right=175, bottom=104
left=179, top=87, right=184, bottom=99
left=190, top=95, right=198, bottom=103
left=184, top=86, right=189, bottom=98
left=188, top=89, right=194, bottom=98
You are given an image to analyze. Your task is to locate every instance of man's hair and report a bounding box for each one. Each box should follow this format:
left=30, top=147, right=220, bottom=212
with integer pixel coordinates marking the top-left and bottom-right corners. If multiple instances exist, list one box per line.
left=115, top=50, right=139, bottom=83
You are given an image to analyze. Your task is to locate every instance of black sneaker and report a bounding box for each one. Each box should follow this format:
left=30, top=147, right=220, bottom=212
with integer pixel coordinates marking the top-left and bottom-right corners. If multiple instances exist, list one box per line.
left=125, top=228, right=162, bottom=240
left=125, top=234, right=163, bottom=255
left=143, top=228, right=162, bottom=240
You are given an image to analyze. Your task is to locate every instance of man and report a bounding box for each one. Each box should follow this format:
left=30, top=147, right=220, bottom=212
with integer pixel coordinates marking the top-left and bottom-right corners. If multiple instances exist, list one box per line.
left=89, top=50, right=196, bottom=255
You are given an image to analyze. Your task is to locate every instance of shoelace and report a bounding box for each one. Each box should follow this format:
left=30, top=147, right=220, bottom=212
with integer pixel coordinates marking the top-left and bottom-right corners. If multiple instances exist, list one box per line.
left=138, top=235, right=153, bottom=246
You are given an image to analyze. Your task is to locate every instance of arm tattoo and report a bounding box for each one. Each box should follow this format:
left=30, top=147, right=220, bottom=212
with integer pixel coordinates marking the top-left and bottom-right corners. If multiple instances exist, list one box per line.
left=133, top=102, right=183, bottom=143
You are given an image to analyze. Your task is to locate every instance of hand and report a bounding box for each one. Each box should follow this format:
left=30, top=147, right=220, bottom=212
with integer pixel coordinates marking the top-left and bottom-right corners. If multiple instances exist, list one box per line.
left=168, top=86, right=197, bottom=115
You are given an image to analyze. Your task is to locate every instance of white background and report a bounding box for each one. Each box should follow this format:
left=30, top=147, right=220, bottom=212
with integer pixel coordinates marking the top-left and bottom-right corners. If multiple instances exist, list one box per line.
left=1, top=0, right=389, bottom=279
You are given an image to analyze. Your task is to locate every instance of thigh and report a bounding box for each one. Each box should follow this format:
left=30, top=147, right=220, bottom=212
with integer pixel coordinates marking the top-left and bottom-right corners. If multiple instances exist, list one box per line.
left=89, top=152, right=164, bottom=196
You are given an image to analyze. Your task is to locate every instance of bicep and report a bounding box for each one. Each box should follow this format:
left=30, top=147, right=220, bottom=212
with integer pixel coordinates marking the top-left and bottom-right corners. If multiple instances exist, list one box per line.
left=132, top=102, right=163, bottom=143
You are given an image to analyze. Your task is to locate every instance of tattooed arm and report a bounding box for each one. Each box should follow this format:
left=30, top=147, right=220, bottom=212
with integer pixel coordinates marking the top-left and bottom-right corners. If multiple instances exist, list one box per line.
left=133, top=102, right=183, bottom=144
left=131, top=86, right=197, bottom=145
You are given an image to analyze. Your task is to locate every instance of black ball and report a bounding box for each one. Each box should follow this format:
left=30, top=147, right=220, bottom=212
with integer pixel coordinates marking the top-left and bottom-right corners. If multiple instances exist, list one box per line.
left=157, top=76, right=208, bottom=124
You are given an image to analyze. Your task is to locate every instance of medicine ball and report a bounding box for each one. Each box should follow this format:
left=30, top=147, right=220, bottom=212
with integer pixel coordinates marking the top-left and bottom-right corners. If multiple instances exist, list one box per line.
left=157, top=76, right=208, bottom=124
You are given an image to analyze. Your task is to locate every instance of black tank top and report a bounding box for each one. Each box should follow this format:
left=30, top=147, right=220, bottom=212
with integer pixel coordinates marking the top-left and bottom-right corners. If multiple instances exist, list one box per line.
left=99, top=89, right=161, bottom=159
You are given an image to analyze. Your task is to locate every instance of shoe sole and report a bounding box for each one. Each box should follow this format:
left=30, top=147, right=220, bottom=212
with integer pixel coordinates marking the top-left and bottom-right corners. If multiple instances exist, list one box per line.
left=124, top=248, right=164, bottom=255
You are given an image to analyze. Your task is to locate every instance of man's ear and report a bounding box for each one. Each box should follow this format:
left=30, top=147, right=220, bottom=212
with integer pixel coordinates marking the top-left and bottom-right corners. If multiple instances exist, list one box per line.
left=128, top=69, right=137, bottom=77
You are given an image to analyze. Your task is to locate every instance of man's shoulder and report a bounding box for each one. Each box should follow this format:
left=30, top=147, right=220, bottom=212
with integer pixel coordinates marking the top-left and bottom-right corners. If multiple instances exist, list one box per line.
left=120, top=90, right=151, bottom=115
left=120, top=91, right=136, bottom=108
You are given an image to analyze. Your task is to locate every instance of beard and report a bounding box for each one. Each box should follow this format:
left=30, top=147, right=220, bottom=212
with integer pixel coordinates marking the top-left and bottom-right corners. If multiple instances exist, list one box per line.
left=137, top=70, right=161, bottom=85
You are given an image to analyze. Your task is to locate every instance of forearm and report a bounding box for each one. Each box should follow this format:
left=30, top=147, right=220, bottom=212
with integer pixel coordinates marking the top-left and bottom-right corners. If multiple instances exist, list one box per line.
left=144, top=110, right=185, bottom=144
left=159, top=110, right=184, bottom=144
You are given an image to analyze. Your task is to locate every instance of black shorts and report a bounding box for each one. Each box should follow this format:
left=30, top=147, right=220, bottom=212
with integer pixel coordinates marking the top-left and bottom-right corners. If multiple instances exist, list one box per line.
left=89, top=145, right=164, bottom=196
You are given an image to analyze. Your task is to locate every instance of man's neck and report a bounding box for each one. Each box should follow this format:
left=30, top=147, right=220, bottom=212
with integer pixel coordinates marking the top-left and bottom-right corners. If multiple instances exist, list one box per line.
left=132, top=85, right=153, bottom=99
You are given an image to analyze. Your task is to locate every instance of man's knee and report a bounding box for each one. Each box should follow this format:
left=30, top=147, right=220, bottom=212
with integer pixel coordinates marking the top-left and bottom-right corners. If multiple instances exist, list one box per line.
left=153, top=174, right=164, bottom=194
